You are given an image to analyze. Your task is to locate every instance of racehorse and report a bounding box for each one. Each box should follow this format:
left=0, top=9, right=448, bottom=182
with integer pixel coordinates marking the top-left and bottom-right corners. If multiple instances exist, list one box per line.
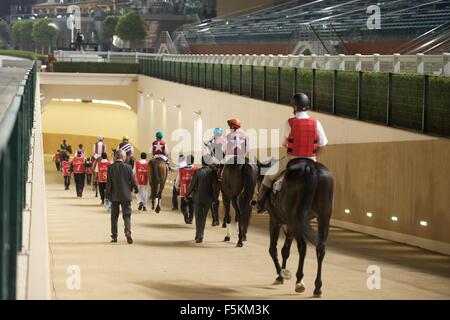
left=256, top=158, right=333, bottom=297
left=148, top=157, right=168, bottom=213
left=220, top=156, right=257, bottom=247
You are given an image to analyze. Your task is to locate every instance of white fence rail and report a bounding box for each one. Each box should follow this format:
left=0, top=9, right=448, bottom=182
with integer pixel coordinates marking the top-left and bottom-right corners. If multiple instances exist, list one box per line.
left=53, top=51, right=450, bottom=76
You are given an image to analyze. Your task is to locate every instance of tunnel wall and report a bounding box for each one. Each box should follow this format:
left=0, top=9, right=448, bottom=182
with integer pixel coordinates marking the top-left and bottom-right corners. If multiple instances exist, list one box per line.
left=137, top=75, right=450, bottom=254
left=42, top=101, right=138, bottom=155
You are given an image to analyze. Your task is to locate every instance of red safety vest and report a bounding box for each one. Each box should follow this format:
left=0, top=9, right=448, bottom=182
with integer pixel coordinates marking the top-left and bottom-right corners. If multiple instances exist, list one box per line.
left=72, top=157, right=86, bottom=174
left=179, top=166, right=197, bottom=197
left=97, top=161, right=110, bottom=183
left=152, top=139, right=166, bottom=156
left=62, top=161, right=71, bottom=176
left=135, top=161, right=149, bottom=185
left=287, top=118, right=318, bottom=157
left=86, top=162, right=93, bottom=174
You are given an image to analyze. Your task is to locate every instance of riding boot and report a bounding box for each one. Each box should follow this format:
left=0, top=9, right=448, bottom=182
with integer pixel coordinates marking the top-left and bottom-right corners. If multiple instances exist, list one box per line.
left=256, top=184, right=271, bottom=213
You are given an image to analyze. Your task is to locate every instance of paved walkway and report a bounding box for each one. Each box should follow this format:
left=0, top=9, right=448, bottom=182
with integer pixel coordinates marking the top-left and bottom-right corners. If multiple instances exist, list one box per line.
left=44, top=157, right=450, bottom=300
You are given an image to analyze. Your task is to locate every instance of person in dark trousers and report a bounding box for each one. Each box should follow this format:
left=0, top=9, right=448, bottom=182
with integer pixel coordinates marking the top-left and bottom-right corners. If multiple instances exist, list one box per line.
left=176, top=155, right=196, bottom=224
left=97, top=152, right=111, bottom=205
left=53, top=149, right=61, bottom=171
left=105, top=150, right=138, bottom=244
left=61, top=154, right=72, bottom=190
left=170, top=154, right=186, bottom=210
left=185, top=156, right=220, bottom=243
left=71, top=151, right=86, bottom=197
left=75, top=31, right=84, bottom=51
left=85, top=156, right=94, bottom=185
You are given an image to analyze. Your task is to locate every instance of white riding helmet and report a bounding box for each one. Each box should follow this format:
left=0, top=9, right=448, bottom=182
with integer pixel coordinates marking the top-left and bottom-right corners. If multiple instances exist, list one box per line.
left=98, top=136, right=104, bottom=141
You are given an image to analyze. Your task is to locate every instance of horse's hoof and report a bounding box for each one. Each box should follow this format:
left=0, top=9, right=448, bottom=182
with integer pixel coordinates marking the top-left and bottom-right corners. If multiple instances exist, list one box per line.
left=295, top=281, right=306, bottom=294
left=224, top=236, right=230, bottom=242
left=242, top=235, right=247, bottom=241
left=280, top=269, right=291, bottom=280
left=313, top=289, right=322, bottom=298
left=273, top=276, right=284, bottom=285
left=155, top=207, right=160, bottom=214
left=236, top=242, right=243, bottom=248
left=222, top=222, right=227, bottom=228
left=151, top=206, right=155, bottom=210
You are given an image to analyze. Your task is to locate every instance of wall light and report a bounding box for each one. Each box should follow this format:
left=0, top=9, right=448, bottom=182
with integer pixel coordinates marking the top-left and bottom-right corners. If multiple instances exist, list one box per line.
left=193, top=110, right=202, bottom=115
left=173, top=104, right=181, bottom=109
left=366, top=212, right=373, bottom=218
left=420, top=220, right=428, bottom=227
left=391, top=216, right=398, bottom=222
left=344, top=209, right=350, bottom=214
left=159, top=97, right=166, bottom=103
left=146, top=93, right=153, bottom=98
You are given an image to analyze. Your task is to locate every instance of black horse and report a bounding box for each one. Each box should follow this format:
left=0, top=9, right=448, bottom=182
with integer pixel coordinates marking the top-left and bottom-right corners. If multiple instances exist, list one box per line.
left=256, top=158, right=334, bottom=297
left=221, top=157, right=258, bottom=247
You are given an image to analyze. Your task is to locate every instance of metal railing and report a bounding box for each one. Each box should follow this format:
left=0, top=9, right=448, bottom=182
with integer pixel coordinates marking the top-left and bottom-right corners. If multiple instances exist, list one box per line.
left=0, top=62, right=36, bottom=300
left=139, top=56, right=450, bottom=137
left=54, top=51, right=450, bottom=75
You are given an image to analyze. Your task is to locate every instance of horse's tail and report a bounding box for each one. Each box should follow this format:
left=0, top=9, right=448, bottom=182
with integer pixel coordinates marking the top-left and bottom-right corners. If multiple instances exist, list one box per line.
left=285, top=160, right=318, bottom=245
left=241, top=163, right=257, bottom=204
left=150, top=158, right=160, bottom=191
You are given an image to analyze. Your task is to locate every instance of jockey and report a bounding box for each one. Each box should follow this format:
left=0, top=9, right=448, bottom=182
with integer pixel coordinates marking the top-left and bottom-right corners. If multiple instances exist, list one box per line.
left=151, top=131, right=170, bottom=166
left=119, top=135, right=135, bottom=169
left=204, top=127, right=224, bottom=165
left=224, top=118, right=249, bottom=164
left=93, top=136, right=106, bottom=159
left=255, top=92, right=328, bottom=213
left=119, top=135, right=134, bottom=156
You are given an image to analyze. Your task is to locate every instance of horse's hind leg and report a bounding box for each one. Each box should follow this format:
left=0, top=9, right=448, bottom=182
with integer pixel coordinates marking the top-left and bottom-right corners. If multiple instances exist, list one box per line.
left=232, top=198, right=244, bottom=247
left=280, top=230, right=294, bottom=281
left=313, top=219, right=329, bottom=298
left=295, top=236, right=307, bottom=294
left=268, top=219, right=283, bottom=284
left=223, top=196, right=232, bottom=241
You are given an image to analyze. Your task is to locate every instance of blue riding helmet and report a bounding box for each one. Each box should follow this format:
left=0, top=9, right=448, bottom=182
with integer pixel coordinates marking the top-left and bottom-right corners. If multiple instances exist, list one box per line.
left=155, top=131, right=164, bottom=139
left=214, top=128, right=223, bottom=136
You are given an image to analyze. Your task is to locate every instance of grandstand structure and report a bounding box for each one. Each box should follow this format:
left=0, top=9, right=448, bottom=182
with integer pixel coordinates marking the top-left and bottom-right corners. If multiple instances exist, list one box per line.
left=177, top=0, right=450, bottom=55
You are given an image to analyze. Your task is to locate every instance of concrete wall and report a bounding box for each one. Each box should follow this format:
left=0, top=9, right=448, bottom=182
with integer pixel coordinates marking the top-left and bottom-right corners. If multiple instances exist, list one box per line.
left=42, top=101, right=138, bottom=155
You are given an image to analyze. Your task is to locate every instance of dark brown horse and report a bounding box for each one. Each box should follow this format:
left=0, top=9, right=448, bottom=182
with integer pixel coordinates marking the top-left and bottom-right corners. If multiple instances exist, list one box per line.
left=256, top=158, right=334, bottom=297
left=148, top=157, right=168, bottom=213
left=221, top=157, right=258, bottom=247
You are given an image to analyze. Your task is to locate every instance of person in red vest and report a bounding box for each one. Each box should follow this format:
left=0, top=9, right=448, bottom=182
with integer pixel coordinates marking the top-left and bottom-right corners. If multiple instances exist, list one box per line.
left=255, top=92, right=328, bottom=213
left=53, top=149, right=61, bottom=171
left=61, top=153, right=72, bottom=190
left=85, top=156, right=94, bottom=186
left=97, top=152, right=111, bottom=205
left=71, top=150, right=87, bottom=198
left=175, top=155, right=197, bottom=224
left=134, top=152, right=149, bottom=211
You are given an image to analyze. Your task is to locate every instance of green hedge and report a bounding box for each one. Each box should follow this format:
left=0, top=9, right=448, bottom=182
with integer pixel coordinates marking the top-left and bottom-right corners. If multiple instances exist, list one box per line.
left=53, top=62, right=139, bottom=74
left=0, top=50, right=45, bottom=62
left=138, top=59, right=450, bottom=137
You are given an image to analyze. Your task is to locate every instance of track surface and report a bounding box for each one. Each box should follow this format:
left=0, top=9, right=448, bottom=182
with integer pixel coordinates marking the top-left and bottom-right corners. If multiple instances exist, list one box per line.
left=45, top=158, right=450, bottom=300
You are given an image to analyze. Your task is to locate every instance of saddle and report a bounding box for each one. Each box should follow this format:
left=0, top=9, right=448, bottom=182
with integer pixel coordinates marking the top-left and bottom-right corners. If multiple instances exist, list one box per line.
left=272, top=158, right=316, bottom=194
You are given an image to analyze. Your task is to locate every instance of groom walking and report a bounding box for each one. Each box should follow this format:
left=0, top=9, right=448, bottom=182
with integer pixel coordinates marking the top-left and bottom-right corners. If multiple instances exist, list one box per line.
left=105, top=150, right=139, bottom=244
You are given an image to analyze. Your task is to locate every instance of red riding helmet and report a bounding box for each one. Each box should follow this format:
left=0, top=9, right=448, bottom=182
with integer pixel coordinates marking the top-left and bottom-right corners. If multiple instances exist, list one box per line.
left=227, top=118, right=241, bottom=129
